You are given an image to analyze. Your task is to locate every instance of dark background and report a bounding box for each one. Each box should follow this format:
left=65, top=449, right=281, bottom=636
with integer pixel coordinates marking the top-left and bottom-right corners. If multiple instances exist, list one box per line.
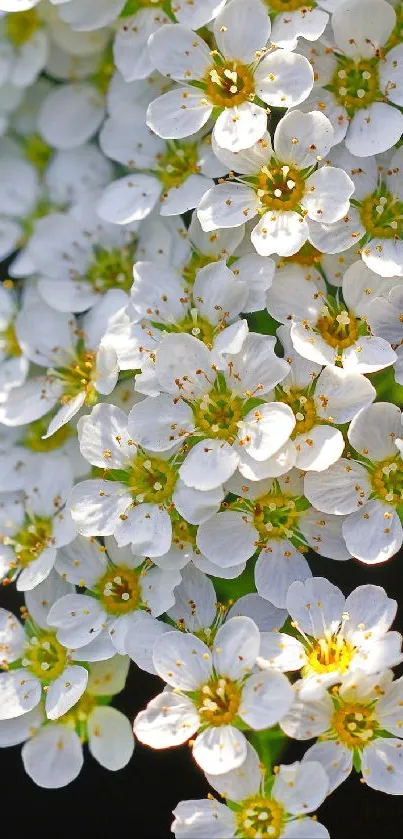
left=1, top=551, right=403, bottom=839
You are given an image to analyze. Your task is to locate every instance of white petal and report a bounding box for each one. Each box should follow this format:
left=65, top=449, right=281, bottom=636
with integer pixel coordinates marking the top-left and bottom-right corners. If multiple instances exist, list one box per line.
left=380, top=43, right=403, bottom=106
left=193, top=725, right=247, bottom=775
left=213, top=102, right=268, bottom=153
left=314, top=365, right=376, bottom=424
left=286, top=577, right=345, bottom=637
left=24, top=571, right=75, bottom=629
left=22, top=724, right=83, bottom=789
left=0, top=608, right=25, bottom=663
left=128, top=395, right=193, bottom=452
left=147, top=87, right=213, bottom=140
left=167, top=564, right=217, bottom=632
left=97, top=174, right=160, bottom=225
left=281, top=818, right=330, bottom=838
left=205, top=740, right=262, bottom=802
left=227, top=594, right=287, bottom=632
left=299, top=510, right=350, bottom=561
left=16, top=547, right=57, bottom=592
left=87, top=656, right=130, bottom=696
left=45, top=665, right=88, bottom=720
left=344, top=583, right=397, bottom=646
left=161, top=174, right=214, bottom=216
left=38, top=84, right=104, bottom=150
left=255, top=541, right=312, bottom=608
left=346, top=103, right=403, bottom=157
left=88, top=706, right=134, bottom=770
left=196, top=511, right=257, bottom=567
left=114, top=504, right=172, bottom=556
left=304, top=458, right=371, bottom=514
left=197, top=182, right=259, bottom=232
left=213, top=0, right=270, bottom=62
left=348, top=402, right=402, bottom=459
left=0, top=669, right=41, bottom=720
left=257, top=631, right=306, bottom=672
left=303, top=166, right=354, bottom=223
left=255, top=52, right=314, bottom=108
left=179, top=439, right=239, bottom=491
left=173, top=480, right=223, bottom=525
left=48, top=593, right=106, bottom=648
left=271, top=7, right=328, bottom=50
left=294, top=424, right=345, bottom=472
left=152, top=631, right=212, bottom=690
left=0, top=705, right=44, bottom=748
left=213, top=616, right=260, bottom=679
left=68, top=479, right=130, bottom=537
left=240, top=402, right=296, bottom=461
left=343, top=501, right=403, bottom=564
left=332, top=0, right=395, bottom=58
left=303, top=741, right=352, bottom=793
left=308, top=209, right=365, bottom=254
left=124, top=612, right=172, bottom=674
left=149, top=25, right=211, bottom=82
left=272, top=760, right=329, bottom=813
left=361, top=739, right=403, bottom=794
left=281, top=692, right=333, bottom=740
left=274, top=110, right=334, bottom=169
left=252, top=211, right=309, bottom=257
left=155, top=332, right=212, bottom=398
left=239, top=670, right=293, bottom=729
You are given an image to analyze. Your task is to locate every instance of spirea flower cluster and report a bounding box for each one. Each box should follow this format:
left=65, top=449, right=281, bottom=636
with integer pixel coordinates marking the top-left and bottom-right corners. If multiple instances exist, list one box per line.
left=1, top=0, right=403, bottom=834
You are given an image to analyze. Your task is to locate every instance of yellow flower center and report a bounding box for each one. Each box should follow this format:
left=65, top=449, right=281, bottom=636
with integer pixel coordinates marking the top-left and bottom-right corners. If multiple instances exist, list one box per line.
left=306, top=636, right=355, bottom=674
left=54, top=347, right=98, bottom=407
left=24, top=134, right=53, bottom=171
left=60, top=691, right=97, bottom=741
left=171, top=515, right=198, bottom=551
left=332, top=701, right=378, bottom=748
left=332, top=58, right=380, bottom=113
left=12, top=517, right=53, bottom=568
left=172, top=311, right=217, bottom=348
left=23, top=632, right=67, bottom=681
left=253, top=492, right=301, bottom=542
left=371, top=456, right=403, bottom=505
left=193, top=390, right=243, bottom=443
left=255, top=164, right=305, bottom=212
left=283, top=241, right=323, bottom=267
left=195, top=677, right=241, bottom=726
left=5, top=8, right=40, bottom=46
left=315, top=307, right=360, bottom=349
left=97, top=565, right=140, bottom=615
left=0, top=322, right=21, bottom=357
left=156, top=142, right=200, bottom=191
left=278, top=389, right=317, bottom=435
left=21, top=415, right=71, bottom=453
left=128, top=452, right=178, bottom=504
left=85, top=245, right=135, bottom=294
left=360, top=190, right=403, bottom=240
left=204, top=61, right=255, bottom=108
left=236, top=796, right=285, bottom=839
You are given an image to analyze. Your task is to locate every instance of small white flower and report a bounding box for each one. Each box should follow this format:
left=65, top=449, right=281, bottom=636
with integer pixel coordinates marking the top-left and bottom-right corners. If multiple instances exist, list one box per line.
left=129, top=330, right=294, bottom=490
left=50, top=534, right=181, bottom=661
left=258, top=577, right=403, bottom=700
left=282, top=669, right=403, bottom=795
left=305, top=402, right=403, bottom=564
left=196, top=470, right=349, bottom=607
left=0, top=454, right=76, bottom=590
left=68, top=402, right=223, bottom=555
left=198, top=111, right=354, bottom=257
left=147, top=1, right=314, bottom=152
left=134, top=616, right=293, bottom=774
left=172, top=745, right=330, bottom=838
left=0, top=655, right=134, bottom=787
left=267, top=260, right=397, bottom=372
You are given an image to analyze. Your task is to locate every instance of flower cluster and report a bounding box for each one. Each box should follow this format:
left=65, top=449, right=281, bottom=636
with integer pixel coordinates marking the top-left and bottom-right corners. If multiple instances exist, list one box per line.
left=1, top=0, right=403, bottom=834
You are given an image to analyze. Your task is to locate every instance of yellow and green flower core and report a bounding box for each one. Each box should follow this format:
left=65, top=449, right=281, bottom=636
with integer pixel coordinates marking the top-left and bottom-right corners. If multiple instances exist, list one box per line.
left=251, top=162, right=306, bottom=213
left=370, top=456, right=403, bottom=505
left=22, top=414, right=71, bottom=453
left=236, top=796, right=285, bottom=839
left=278, top=387, right=318, bottom=436
left=331, top=699, right=378, bottom=749
left=194, top=676, right=241, bottom=726
left=5, top=8, right=40, bottom=45
left=22, top=631, right=67, bottom=682
left=331, top=57, right=381, bottom=115
left=52, top=342, right=98, bottom=407
left=193, top=388, right=244, bottom=444
left=282, top=241, right=323, bottom=268
left=85, top=244, right=135, bottom=294
left=305, top=634, right=356, bottom=676
left=105, top=449, right=178, bottom=507
left=24, top=134, right=53, bottom=171
left=60, top=692, right=113, bottom=743
left=360, top=187, right=403, bottom=241
left=267, top=0, right=316, bottom=10
left=182, top=250, right=219, bottom=286
left=233, top=486, right=308, bottom=547
left=97, top=565, right=141, bottom=615
left=314, top=298, right=367, bottom=352
left=11, top=516, right=53, bottom=569
left=156, top=142, right=200, bottom=192
left=204, top=60, right=255, bottom=108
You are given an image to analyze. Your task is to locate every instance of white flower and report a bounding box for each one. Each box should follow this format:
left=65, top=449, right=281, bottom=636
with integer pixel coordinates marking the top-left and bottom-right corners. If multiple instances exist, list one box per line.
left=113, top=0, right=227, bottom=82
left=0, top=293, right=124, bottom=435
left=196, top=470, right=349, bottom=607
left=258, top=577, right=403, bottom=700
left=172, top=745, right=330, bottom=838
left=68, top=402, right=223, bottom=555
left=305, top=401, right=403, bottom=564
left=275, top=323, right=376, bottom=470
left=97, top=132, right=226, bottom=224
left=50, top=534, right=181, bottom=661
left=134, top=616, right=293, bottom=774
left=147, top=1, right=314, bottom=152
left=25, top=206, right=182, bottom=312
left=266, top=260, right=397, bottom=372
left=300, top=0, right=403, bottom=156
left=0, top=454, right=76, bottom=590
left=0, top=656, right=134, bottom=788
left=128, top=330, right=294, bottom=490
left=308, top=147, right=403, bottom=277
left=106, top=259, right=271, bottom=378
left=282, top=669, right=403, bottom=795
left=198, top=111, right=354, bottom=257
left=0, top=581, right=89, bottom=722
